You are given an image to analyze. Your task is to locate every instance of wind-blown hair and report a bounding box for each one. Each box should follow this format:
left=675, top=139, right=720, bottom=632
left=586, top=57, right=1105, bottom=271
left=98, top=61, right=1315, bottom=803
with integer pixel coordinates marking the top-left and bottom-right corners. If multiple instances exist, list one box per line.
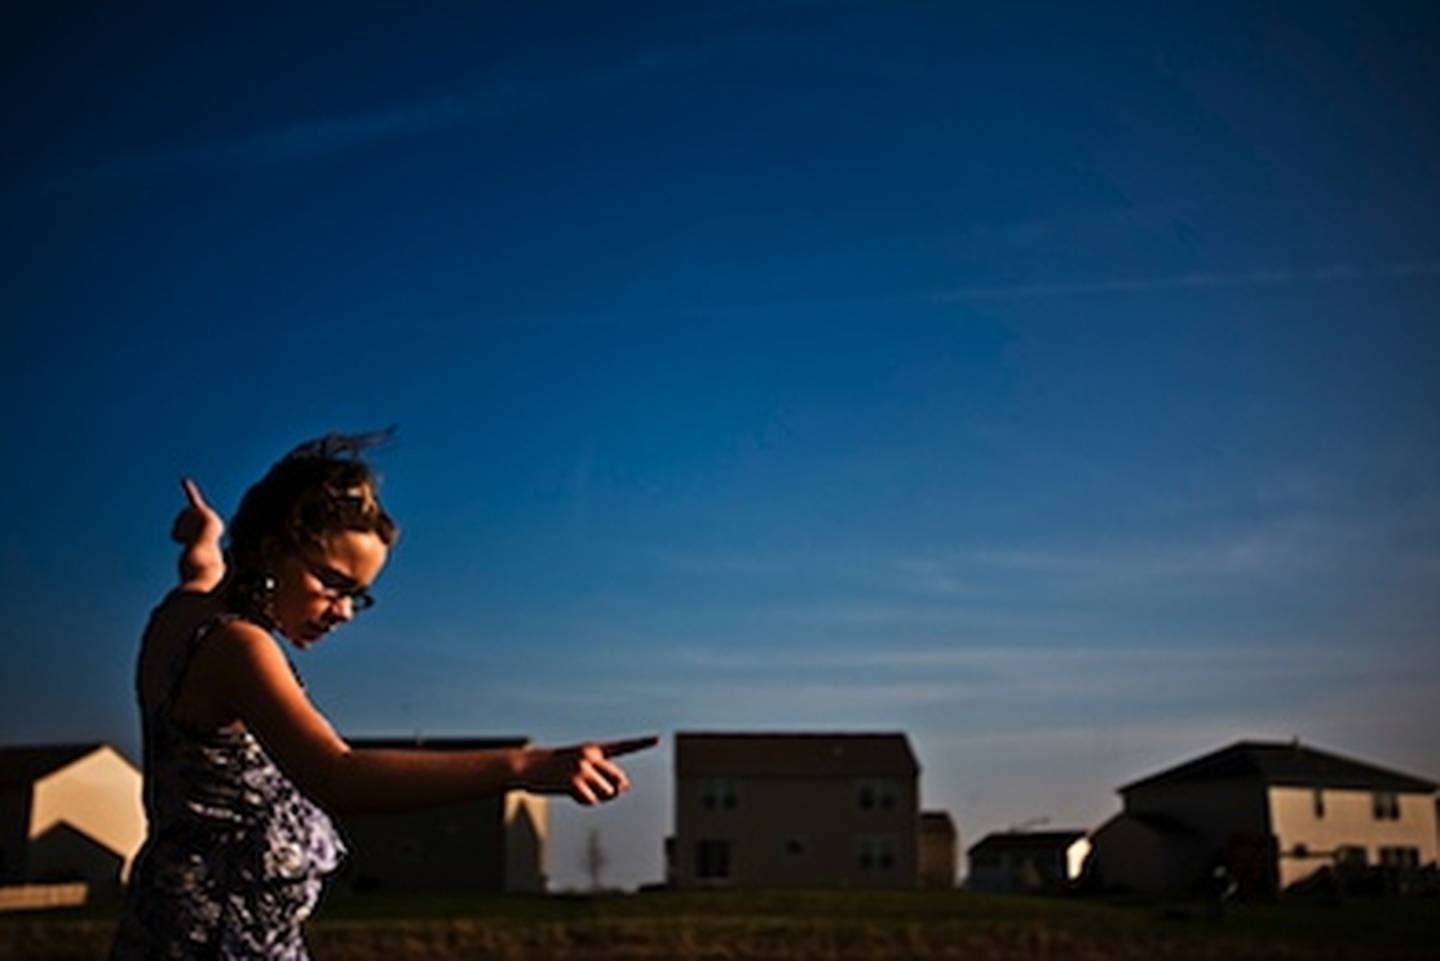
left=225, top=429, right=399, bottom=581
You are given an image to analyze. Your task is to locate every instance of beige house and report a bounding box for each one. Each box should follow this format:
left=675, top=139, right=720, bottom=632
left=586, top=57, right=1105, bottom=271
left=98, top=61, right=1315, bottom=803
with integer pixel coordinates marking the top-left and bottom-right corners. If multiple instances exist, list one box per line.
left=1088, top=740, right=1438, bottom=895
left=669, top=732, right=923, bottom=889
left=337, top=737, right=547, bottom=894
left=0, top=743, right=145, bottom=891
left=919, top=811, right=958, bottom=888
left=967, top=830, right=1091, bottom=893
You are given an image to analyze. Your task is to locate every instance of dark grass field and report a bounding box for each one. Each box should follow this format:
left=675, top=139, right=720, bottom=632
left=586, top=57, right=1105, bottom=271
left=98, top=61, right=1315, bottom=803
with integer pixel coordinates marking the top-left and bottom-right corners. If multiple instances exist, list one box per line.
left=3, top=889, right=1436, bottom=960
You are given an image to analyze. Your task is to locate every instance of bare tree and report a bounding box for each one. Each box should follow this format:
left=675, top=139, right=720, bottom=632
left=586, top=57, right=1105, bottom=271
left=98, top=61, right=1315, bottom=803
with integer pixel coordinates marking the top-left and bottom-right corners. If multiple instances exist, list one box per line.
left=582, top=826, right=608, bottom=892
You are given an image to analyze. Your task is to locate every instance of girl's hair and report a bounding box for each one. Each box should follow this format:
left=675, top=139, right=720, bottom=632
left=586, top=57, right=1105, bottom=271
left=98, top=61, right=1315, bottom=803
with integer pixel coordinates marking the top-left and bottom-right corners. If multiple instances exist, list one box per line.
left=226, top=430, right=399, bottom=578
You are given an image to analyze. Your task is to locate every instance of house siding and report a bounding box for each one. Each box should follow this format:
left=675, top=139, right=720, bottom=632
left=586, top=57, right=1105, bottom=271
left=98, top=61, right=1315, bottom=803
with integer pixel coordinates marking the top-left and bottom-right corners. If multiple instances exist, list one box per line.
left=1268, top=786, right=1438, bottom=888
left=1125, top=779, right=1271, bottom=850
left=674, top=774, right=918, bottom=889
left=340, top=797, right=507, bottom=892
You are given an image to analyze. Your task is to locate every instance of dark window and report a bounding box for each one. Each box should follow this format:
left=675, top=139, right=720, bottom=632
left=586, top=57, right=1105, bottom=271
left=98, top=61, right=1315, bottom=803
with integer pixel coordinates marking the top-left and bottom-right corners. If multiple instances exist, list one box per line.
left=697, top=840, right=732, bottom=879
left=1335, top=846, right=1366, bottom=868
left=784, top=836, right=807, bottom=856
left=1292, top=843, right=1309, bottom=857
left=1379, top=847, right=1419, bottom=869
left=857, top=779, right=898, bottom=812
left=1312, top=788, right=1325, bottom=819
left=1372, top=791, right=1400, bottom=820
left=700, top=779, right=737, bottom=812
left=857, top=835, right=896, bottom=871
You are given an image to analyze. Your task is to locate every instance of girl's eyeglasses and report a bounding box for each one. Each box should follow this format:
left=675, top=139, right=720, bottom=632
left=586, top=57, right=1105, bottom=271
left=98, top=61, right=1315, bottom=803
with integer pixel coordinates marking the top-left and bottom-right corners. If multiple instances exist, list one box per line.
left=302, top=560, right=376, bottom=611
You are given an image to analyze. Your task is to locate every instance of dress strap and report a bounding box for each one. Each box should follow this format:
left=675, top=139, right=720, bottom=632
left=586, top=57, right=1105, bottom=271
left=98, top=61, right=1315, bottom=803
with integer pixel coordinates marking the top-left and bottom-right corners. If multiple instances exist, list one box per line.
left=159, top=611, right=242, bottom=713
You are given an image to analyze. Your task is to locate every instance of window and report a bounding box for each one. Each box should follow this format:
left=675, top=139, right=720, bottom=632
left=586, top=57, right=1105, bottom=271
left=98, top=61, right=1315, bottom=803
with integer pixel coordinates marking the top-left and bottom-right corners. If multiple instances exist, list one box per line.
left=857, top=835, right=897, bottom=871
left=856, top=779, right=898, bottom=812
left=1379, top=847, right=1419, bottom=870
left=696, top=839, right=732, bottom=879
left=700, top=779, right=738, bottom=811
left=1372, top=791, right=1400, bottom=820
left=1335, top=846, right=1366, bottom=869
left=1292, top=842, right=1310, bottom=858
left=784, top=835, right=808, bottom=856
left=1312, top=788, right=1325, bottom=819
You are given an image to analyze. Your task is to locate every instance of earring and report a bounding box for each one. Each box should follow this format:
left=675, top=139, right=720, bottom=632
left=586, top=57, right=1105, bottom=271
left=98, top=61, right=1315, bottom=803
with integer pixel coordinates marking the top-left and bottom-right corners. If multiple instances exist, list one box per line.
left=241, top=572, right=279, bottom=628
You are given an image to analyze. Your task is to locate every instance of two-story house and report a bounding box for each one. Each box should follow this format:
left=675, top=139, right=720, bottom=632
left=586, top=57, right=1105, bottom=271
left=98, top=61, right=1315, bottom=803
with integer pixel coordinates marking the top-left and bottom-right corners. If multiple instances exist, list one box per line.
left=1088, top=740, right=1437, bottom=894
left=669, top=732, right=922, bottom=889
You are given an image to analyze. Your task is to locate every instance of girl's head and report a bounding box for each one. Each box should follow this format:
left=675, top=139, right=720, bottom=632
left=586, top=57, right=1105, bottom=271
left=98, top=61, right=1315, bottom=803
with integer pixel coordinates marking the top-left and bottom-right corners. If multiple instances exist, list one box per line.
left=226, top=431, right=399, bottom=647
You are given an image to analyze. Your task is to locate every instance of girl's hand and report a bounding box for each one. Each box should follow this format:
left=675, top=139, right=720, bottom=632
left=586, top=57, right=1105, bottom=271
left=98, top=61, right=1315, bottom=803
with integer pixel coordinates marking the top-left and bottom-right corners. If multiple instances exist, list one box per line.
left=174, top=477, right=226, bottom=592
left=517, top=736, right=658, bottom=806
left=172, top=477, right=224, bottom=547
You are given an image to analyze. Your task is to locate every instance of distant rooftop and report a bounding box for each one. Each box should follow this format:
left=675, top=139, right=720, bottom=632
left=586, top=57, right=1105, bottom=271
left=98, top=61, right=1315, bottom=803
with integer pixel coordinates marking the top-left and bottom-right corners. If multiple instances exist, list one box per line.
left=968, top=830, right=1087, bottom=855
left=921, top=811, right=956, bottom=836
left=676, top=732, right=919, bottom=777
left=0, top=743, right=128, bottom=787
left=1120, top=740, right=1436, bottom=794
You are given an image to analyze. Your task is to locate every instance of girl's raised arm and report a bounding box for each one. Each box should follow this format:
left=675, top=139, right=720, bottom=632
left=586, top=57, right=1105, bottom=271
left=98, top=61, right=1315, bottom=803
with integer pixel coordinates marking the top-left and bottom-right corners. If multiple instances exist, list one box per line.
left=172, top=477, right=226, bottom=593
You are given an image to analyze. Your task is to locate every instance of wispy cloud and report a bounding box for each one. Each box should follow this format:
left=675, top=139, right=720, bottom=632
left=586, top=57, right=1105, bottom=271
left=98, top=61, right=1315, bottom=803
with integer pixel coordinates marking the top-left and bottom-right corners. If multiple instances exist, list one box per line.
left=929, top=261, right=1440, bottom=302
left=12, top=43, right=722, bottom=197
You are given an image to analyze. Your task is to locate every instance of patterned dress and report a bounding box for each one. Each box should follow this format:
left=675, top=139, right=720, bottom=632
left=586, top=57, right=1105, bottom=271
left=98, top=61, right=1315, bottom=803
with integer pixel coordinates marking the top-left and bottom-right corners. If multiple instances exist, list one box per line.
left=111, top=610, right=346, bottom=960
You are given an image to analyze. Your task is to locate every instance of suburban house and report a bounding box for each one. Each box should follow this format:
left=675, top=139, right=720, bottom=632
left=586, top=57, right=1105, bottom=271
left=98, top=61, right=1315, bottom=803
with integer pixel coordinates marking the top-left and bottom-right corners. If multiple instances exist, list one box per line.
left=1087, top=740, right=1438, bottom=895
left=668, top=732, right=927, bottom=889
left=0, top=743, right=145, bottom=891
left=919, top=811, right=958, bottom=888
left=967, top=830, right=1091, bottom=893
left=336, top=737, right=547, bottom=894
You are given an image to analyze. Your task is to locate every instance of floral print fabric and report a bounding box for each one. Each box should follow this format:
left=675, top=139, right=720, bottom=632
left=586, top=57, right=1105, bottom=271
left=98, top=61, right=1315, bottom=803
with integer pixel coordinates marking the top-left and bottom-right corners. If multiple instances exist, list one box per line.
left=111, top=611, right=345, bottom=960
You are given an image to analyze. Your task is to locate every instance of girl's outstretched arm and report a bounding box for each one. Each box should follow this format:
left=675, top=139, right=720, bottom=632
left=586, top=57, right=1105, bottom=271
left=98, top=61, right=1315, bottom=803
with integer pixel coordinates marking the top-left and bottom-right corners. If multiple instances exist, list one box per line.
left=206, top=619, right=649, bottom=815
left=173, top=477, right=226, bottom=593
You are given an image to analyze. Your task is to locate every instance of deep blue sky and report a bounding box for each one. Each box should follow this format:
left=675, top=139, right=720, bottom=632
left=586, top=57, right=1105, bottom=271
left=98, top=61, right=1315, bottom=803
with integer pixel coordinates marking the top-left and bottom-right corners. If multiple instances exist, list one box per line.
left=3, top=2, right=1438, bottom=889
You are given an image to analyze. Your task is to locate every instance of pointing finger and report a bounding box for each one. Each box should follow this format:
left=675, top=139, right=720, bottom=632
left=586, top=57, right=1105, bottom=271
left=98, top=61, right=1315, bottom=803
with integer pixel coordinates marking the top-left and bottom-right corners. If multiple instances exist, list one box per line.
left=597, top=735, right=660, bottom=759
left=180, top=477, right=208, bottom=510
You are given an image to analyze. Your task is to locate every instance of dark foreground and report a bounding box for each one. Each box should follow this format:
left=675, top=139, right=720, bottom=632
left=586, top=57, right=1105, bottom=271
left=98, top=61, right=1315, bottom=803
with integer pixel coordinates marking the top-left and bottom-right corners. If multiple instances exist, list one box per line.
left=2, top=890, right=1436, bottom=961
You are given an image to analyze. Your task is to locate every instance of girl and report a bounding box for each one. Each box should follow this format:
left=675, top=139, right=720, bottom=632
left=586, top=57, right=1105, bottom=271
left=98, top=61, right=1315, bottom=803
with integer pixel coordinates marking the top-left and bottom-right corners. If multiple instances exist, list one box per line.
left=111, top=433, right=652, bottom=960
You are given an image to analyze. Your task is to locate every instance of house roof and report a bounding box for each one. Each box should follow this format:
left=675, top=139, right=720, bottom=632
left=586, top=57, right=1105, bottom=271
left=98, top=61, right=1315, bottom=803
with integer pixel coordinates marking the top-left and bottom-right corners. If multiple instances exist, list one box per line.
left=0, top=743, right=112, bottom=787
left=921, top=811, right=956, bottom=836
left=968, top=830, right=1087, bottom=855
left=348, top=736, right=531, bottom=751
left=1119, top=740, right=1437, bottom=794
left=675, top=732, right=919, bottom=777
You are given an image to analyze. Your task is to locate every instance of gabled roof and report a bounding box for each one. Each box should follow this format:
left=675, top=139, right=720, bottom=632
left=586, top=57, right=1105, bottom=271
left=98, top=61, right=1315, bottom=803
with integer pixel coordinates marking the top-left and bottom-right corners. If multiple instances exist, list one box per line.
left=1120, top=741, right=1436, bottom=794
left=0, top=743, right=111, bottom=788
left=676, top=732, right=919, bottom=777
left=968, top=830, right=1087, bottom=855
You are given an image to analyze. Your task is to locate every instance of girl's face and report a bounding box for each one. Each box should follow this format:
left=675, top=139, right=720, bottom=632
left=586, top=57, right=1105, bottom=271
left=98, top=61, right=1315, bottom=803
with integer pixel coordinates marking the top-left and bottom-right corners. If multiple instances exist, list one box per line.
left=269, top=529, right=388, bottom=649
